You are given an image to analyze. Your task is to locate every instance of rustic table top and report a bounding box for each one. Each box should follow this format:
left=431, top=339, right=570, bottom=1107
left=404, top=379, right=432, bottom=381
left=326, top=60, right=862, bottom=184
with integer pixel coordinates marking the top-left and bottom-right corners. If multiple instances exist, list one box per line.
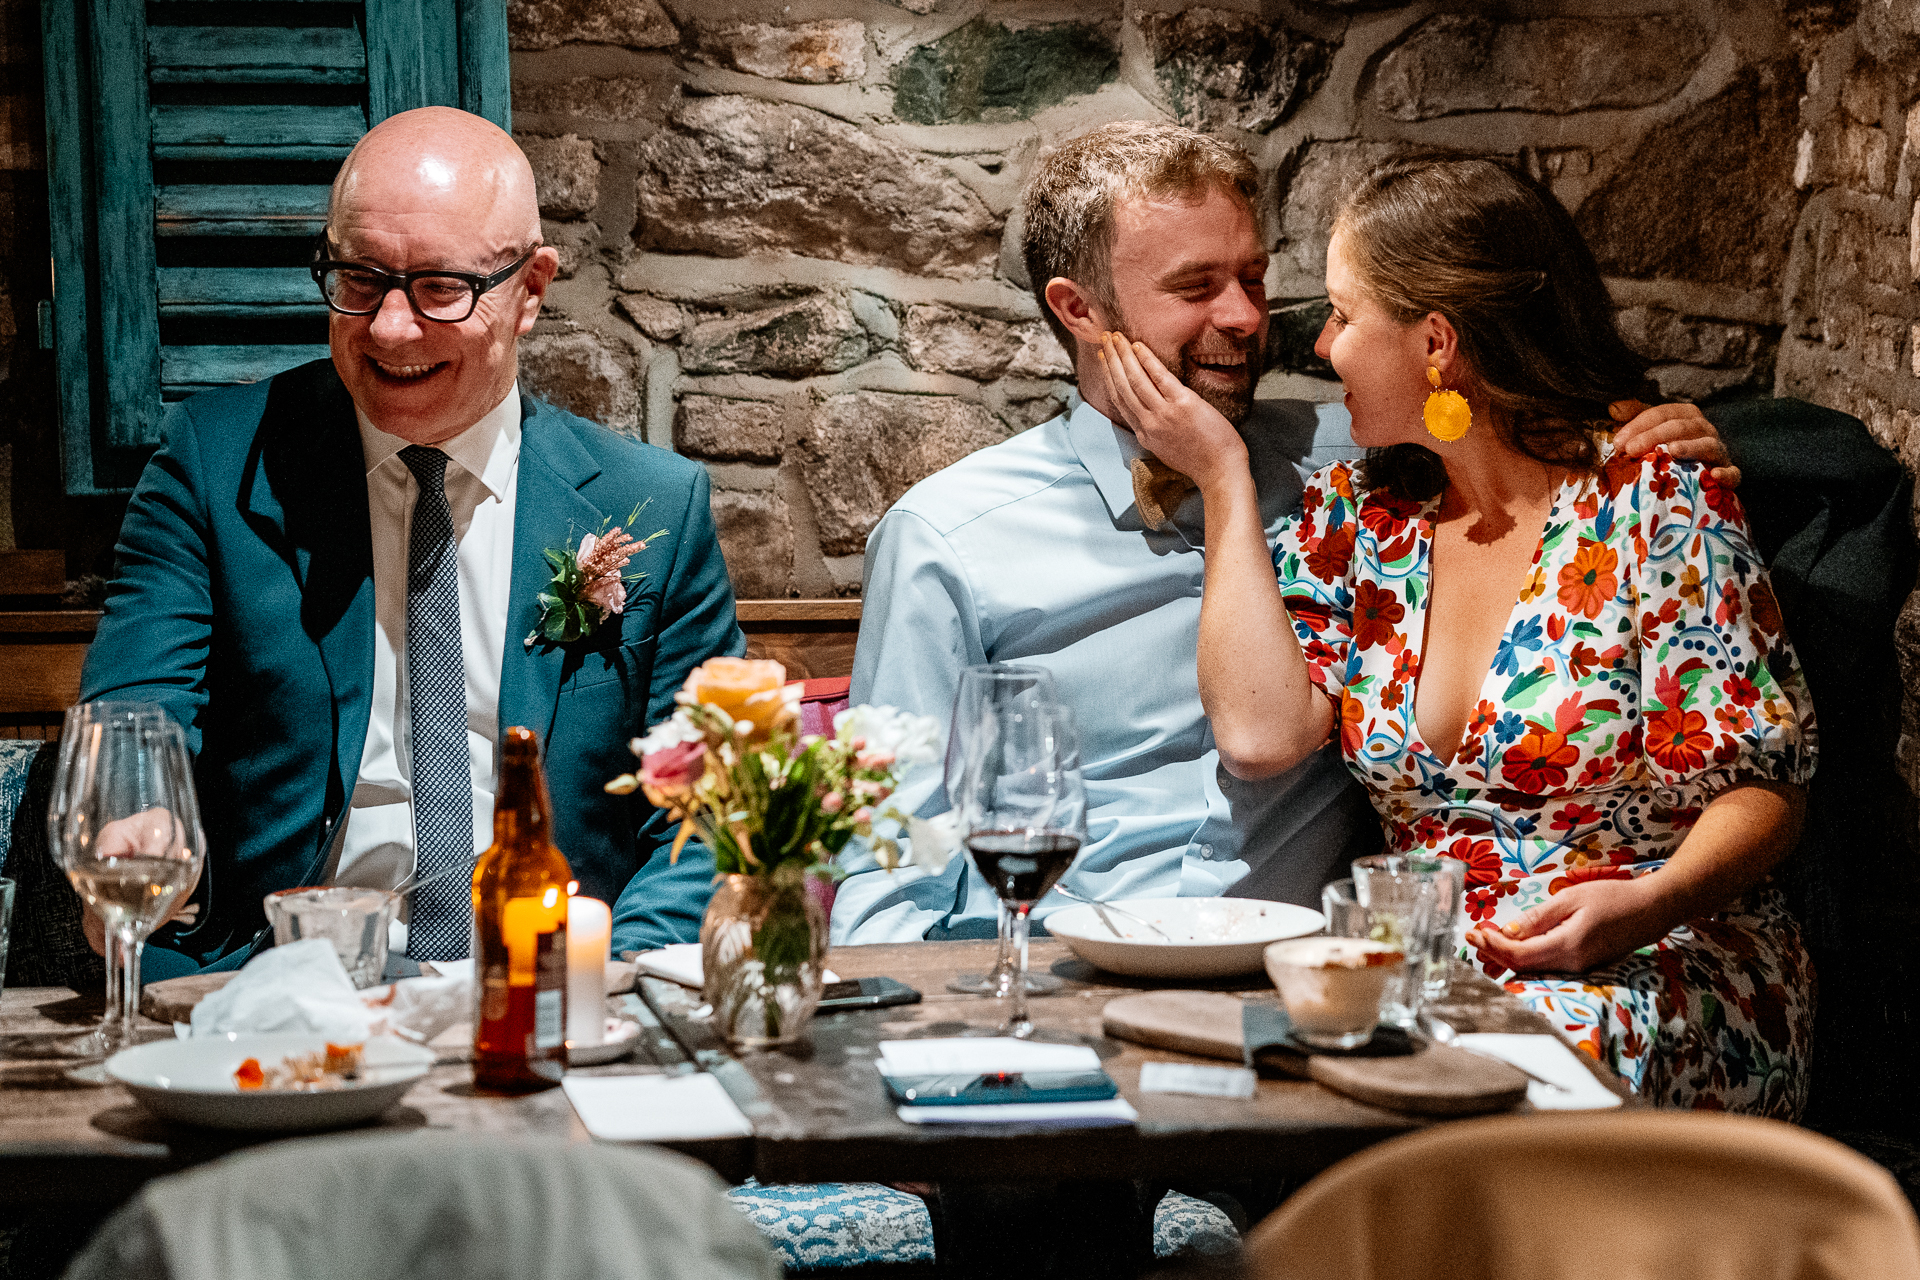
left=0, top=940, right=1628, bottom=1206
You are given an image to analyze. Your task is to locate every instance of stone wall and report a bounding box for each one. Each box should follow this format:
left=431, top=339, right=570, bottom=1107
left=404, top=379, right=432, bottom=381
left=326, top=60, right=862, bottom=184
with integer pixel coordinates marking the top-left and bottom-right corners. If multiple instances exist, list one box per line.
left=508, top=0, right=1831, bottom=600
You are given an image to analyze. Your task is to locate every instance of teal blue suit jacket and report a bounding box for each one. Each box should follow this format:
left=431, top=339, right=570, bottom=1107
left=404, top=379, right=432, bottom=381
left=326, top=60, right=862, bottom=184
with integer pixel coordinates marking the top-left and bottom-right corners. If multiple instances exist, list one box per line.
left=80, top=359, right=745, bottom=970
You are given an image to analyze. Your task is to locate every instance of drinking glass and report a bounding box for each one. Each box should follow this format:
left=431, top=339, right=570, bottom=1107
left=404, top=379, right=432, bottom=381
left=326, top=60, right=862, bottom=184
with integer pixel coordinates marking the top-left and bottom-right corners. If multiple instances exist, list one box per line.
left=1351, top=853, right=1464, bottom=1007
left=49, top=702, right=206, bottom=1054
left=1323, top=873, right=1433, bottom=1029
left=954, top=702, right=1086, bottom=1039
left=942, top=663, right=1062, bottom=998
left=264, top=886, right=397, bottom=988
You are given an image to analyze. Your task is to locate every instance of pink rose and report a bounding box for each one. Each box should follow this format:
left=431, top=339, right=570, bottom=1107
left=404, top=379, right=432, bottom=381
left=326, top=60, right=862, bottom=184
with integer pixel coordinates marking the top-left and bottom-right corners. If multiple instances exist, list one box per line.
left=582, top=574, right=627, bottom=616
left=820, top=791, right=845, bottom=814
left=855, top=749, right=895, bottom=771
left=853, top=807, right=874, bottom=825
left=641, top=739, right=706, bottom=791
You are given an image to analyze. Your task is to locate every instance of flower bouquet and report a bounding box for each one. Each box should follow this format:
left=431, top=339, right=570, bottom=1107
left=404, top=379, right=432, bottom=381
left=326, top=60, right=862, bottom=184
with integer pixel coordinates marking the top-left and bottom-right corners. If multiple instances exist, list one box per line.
left=611, top=657, right=938, bottom=1046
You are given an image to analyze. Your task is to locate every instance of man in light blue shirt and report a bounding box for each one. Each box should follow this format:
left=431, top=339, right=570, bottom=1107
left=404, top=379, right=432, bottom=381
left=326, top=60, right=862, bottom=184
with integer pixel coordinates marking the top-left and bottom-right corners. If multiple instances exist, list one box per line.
left=833, top=121, right=1718, bottom=944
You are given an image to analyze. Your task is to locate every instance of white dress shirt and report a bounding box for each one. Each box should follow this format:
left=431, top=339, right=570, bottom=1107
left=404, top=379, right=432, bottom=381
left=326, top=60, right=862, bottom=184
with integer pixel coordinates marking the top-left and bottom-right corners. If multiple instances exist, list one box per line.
left=324, top=385, right=521, bottom=940
left=831, top=394, right=1378, bottom=944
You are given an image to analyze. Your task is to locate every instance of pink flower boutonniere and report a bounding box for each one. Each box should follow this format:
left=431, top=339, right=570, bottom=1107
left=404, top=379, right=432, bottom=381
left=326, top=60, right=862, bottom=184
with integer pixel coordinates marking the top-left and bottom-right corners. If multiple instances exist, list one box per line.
left=526, top=501, right=670, bottom=648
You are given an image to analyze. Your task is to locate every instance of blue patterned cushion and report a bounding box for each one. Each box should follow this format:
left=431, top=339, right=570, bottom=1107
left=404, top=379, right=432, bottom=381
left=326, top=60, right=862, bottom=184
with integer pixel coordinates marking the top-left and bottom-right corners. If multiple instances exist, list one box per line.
left=726, top=1181, right=934, bottom=1269
left=0, top=739, right=41, bottom=869
left=724, top=1182, right=1239, bottom=1269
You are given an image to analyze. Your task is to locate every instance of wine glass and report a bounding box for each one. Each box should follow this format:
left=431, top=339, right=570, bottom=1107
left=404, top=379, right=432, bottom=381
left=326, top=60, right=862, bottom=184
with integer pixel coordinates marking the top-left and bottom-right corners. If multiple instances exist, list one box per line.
left=49, top=702, right=206, bottom=1055
left=954, top=702, right=1086, bottom=1039
left=942, top=664, right=1060, bottom=997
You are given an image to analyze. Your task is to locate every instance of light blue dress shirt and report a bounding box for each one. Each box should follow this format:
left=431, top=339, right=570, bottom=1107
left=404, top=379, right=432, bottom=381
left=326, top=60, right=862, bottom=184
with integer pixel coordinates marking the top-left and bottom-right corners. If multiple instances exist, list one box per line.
left=832, top=394, right=1377, bottom=944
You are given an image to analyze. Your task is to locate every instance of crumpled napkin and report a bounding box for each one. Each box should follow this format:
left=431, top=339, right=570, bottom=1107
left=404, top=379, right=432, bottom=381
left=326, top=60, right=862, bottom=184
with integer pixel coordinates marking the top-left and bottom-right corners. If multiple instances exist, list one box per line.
left=189, top=939, right=374, bottom=1042
left=385, top=958, right=473, bottom=1045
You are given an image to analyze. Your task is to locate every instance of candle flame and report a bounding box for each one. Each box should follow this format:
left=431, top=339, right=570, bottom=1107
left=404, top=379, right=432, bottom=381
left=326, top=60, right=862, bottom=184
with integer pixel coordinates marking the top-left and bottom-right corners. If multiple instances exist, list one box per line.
left=542, top=886, right=559, bottom=909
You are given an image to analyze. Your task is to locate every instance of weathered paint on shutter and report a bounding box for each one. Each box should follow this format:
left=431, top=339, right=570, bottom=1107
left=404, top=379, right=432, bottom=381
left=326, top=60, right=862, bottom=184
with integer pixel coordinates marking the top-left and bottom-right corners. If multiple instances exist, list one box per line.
left=43, top=0, right=511, bottom=496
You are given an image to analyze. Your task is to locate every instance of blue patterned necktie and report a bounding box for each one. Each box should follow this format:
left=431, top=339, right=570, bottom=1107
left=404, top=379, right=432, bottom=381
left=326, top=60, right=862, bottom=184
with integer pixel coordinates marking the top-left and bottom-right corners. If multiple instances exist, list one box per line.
left=398, top=446, right=474, bottom=961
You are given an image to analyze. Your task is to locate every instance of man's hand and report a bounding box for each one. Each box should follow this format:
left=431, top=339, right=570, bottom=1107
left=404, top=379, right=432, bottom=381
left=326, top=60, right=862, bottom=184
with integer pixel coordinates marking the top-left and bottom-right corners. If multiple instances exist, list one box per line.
left=1097, top=333, right=1250, bottom=493
left=1464, top=876, right=1665, bottom=975
left=74, top=809, right=203, bottom=957
left=1610, top=400, right=1738, bottom=488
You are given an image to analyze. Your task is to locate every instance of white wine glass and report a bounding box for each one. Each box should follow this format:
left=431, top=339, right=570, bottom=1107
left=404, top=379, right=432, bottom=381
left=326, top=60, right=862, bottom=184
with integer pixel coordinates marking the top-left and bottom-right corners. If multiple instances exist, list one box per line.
left=942, top=664, right=1059, bottom=997
left=49, top=702, right=205, bottom=1054
left=955, top=702, right=1086, bottom=1039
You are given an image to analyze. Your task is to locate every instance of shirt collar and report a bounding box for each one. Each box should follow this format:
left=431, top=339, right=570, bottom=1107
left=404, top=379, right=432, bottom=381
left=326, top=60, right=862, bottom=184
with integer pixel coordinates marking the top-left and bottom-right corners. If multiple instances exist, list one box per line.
left=357, top=383, right=522, bottom=502
left=1064, top=396, right=1151, bottom=529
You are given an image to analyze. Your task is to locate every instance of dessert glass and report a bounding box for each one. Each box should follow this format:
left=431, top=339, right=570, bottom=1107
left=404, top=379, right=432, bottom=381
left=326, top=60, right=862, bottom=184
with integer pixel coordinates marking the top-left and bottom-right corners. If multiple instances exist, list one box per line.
left=1263, top=936, right=1404, bottom=1050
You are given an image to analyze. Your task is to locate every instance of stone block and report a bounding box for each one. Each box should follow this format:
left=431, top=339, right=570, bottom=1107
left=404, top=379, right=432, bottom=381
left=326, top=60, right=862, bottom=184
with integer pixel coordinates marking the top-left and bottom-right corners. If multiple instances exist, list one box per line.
left=1911, top=324, right=1920, bottom=377
left=635, top=96, right=1002, bottom=279
left=508, top=0, right=676, bottom=50
left=1274, top=140, right=1409, bottom=282
left=710, top=486, right=794, bottom=599
left=514, top=76, right=651, bottom=122
left=683, top=295, right=870, bottom=377
left=617, top=294, right=685, bottom=342
left=694, top=20, right=866, bottom=84
left=901, top=305, right=1071, bottom=379
left=893, top=19, right=1117, bottom=126
left=1614, top=308, right=1766, bottom=368
left=676, top=396, right=783, bottom=463
left=1576, top=73, right=1800, bottom=292
left=1136, top=8, right=1335, bottom=135
left=849, top=291, right=900, bottom=345
left=1267, top=297, right=1334, bottom=377
left=1372, top=14, right=1704, bottom=121
left=1829, top=210, right=1910, bottom=292
left=1838, top=125, right=1894, bottom=194
left=1001, top=390, right=1070, bottom=431
left=1865, top=315, right=1907, bottom=375
left=798, top=392, right=1010, bottom=555
left=1647, top=363, right=1760, bottom=402
left=519, top=331, right=642, bottom=434
left=1843, top=62, right=1885, bottom=125
left=518, top=134, right=598, bottom=220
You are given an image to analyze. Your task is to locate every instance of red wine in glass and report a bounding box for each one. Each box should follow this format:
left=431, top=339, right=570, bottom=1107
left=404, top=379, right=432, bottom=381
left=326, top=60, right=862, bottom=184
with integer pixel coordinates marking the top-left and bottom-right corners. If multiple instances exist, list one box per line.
left=968, top=831, right=1081, bottom=904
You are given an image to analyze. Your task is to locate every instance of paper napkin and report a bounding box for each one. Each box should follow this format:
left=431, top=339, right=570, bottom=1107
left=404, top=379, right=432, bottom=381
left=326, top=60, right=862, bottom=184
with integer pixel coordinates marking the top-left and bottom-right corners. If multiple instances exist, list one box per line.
left=562, top=1072, right=754, bottom=1141
left=1453, top=1033, right=1624, bottom=1110
left=876, top=1038, right=1136, bottom=1127
left=189, top=939, right=374, bottom=1042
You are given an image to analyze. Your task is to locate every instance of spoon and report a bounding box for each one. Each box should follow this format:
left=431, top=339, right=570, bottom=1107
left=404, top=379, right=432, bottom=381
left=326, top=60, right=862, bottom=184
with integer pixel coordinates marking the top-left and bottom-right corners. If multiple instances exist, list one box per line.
left=1052, top=885, right=1172, bottom=941
left=391, top=854, right=481, bottom=900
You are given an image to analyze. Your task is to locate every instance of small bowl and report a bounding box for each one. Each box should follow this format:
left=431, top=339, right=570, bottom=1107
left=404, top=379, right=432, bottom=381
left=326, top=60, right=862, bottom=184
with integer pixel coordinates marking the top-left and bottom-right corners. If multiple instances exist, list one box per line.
left=1263, top=937, right=1404, bottom=1050
left=1047, top=898, right=1324, bottom=978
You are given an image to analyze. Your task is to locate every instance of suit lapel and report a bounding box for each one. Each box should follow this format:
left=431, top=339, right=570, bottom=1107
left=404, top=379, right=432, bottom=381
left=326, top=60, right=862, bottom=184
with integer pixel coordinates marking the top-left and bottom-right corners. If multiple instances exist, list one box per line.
left=248, top=365, right=375, bottom=836
left=500, top=396, right=605, bottom=746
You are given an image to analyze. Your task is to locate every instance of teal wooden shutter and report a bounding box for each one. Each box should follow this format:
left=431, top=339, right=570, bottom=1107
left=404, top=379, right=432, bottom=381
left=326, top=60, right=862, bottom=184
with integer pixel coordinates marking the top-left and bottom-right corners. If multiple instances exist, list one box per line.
left=42, top=0, right=511, bottom=495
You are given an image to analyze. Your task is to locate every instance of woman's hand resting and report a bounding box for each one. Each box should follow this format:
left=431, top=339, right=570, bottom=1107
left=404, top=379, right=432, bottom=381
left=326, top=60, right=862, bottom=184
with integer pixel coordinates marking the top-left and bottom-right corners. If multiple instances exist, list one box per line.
left=1465, top=875, right=1666, bottom=974
left=1097, top=333, right=1250, bottom=494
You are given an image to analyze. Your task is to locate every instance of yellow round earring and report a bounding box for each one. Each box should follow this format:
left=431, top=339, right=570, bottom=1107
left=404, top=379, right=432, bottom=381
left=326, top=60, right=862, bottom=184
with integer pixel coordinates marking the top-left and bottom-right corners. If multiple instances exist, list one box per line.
left=1423, top=365, right=1471, bottom=442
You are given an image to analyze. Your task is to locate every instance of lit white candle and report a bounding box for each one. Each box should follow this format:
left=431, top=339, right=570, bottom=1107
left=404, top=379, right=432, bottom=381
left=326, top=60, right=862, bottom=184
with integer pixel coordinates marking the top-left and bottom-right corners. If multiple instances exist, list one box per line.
left=566, top=896, right=611, bottom=1049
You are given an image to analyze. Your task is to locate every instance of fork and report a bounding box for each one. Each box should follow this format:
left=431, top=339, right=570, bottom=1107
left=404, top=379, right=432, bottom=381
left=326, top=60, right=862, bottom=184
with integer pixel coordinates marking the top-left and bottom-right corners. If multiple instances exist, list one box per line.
left=1052, top=885, right=1172, bottom=941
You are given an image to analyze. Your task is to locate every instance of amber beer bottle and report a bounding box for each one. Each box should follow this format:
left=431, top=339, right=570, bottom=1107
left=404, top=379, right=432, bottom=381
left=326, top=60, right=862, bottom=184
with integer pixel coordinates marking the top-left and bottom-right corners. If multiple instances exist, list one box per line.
left=472, top=726, right=572, bottom=1091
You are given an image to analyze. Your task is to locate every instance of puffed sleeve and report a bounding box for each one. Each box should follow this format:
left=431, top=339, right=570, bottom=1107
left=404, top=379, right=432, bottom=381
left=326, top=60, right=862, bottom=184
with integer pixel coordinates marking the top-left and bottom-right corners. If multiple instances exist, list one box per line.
left=1631, top=450, right=1817, bottom=797
left=1272, top=461, right=1363, bottom=705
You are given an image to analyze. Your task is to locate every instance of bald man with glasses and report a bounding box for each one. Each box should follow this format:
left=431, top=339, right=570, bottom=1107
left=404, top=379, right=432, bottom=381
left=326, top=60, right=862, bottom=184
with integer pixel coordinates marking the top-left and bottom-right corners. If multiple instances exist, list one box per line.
left=76, top=107, right=744, bottom=976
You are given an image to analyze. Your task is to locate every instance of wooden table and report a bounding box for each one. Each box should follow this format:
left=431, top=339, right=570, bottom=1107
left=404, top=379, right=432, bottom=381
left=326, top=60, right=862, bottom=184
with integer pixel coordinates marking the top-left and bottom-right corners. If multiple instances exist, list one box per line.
left=0, top=941, right=1628, bottom=1277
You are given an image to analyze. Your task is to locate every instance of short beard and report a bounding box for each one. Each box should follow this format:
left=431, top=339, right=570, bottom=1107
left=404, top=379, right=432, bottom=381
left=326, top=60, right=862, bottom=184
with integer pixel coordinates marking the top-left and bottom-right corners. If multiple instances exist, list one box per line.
left=1108, top=303, right=1264, bottom=427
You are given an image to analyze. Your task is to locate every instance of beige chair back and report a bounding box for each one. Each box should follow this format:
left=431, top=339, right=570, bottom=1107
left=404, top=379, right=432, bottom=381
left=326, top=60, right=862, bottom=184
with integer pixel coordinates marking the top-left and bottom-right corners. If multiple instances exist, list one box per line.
left=1244, top=1111, right=1920, bottom=1280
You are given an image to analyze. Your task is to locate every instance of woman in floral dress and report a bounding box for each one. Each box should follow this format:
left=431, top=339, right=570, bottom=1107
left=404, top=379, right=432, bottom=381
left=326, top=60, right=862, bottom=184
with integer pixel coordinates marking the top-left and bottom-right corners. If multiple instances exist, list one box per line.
left=1097, top=158, right=1816, bottom=1116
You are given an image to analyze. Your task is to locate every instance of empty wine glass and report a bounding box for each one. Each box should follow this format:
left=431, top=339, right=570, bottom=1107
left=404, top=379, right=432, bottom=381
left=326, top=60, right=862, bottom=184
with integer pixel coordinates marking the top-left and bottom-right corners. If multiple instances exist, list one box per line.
left=49, top=702, right=206, bottom=1055
left=955, top=702, right=1086, bottom=1039
left=942, top=664, right=1060, bottom=998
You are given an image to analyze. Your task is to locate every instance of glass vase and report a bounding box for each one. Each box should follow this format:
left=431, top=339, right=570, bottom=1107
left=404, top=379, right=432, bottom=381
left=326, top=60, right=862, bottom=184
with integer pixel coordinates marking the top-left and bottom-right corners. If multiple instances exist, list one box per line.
left=701, top=867, right=828, bottom=1049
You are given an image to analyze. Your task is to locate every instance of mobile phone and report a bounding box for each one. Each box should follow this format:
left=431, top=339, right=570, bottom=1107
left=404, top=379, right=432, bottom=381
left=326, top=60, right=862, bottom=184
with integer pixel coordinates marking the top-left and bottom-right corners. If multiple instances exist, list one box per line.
left=884, top=1070, right=1120, bottom=1106
left=817, top=976, right=922, bottom=1012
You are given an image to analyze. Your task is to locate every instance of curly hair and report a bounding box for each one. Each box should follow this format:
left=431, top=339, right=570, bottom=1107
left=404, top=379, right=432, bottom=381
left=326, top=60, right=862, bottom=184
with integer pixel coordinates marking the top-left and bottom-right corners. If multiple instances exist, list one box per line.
left=1333, top=158, right=1654, bottom=502
left=1021, top=121, right=1259, bottom=352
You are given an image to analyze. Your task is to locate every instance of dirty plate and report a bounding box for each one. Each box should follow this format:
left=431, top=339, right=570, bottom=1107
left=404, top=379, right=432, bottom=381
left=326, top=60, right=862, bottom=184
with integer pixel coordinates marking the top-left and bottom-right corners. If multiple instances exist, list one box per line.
left=106, top=1032, right=433, bottom=1131
left=1048, top=898, right=1324, bottom=979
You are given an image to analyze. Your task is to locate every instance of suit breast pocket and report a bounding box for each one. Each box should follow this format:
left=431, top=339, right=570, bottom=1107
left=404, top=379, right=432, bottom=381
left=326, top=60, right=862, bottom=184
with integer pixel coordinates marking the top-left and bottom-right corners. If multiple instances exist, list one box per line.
left=562, top=631, right=656, bottom=694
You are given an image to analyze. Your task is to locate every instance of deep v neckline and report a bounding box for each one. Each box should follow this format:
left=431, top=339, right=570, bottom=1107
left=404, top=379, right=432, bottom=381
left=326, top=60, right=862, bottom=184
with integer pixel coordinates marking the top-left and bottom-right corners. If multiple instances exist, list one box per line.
left=1406, top=479, right=1573, bottom=770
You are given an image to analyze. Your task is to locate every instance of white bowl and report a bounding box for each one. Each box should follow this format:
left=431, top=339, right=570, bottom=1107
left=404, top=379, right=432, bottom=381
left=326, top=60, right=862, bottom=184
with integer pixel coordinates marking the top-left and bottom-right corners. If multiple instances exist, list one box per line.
left=106, top=1033, right=434, bottom=1131
left=1046, top=898, right=1325, bottom=979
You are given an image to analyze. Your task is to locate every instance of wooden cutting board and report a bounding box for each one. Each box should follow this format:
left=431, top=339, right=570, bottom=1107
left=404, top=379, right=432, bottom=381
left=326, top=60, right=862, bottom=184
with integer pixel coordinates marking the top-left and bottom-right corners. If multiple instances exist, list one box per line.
left=140, top=972, right=235, bottom=1024
left=1101, top=989, right=1530, bottom=1116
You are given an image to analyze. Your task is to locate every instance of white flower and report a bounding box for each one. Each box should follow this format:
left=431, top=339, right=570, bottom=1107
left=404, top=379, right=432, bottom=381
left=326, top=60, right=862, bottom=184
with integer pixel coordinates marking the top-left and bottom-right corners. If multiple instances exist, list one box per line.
left=832, top=704, right=942, bottom=768
left=630, top=709, right=702, bottom=759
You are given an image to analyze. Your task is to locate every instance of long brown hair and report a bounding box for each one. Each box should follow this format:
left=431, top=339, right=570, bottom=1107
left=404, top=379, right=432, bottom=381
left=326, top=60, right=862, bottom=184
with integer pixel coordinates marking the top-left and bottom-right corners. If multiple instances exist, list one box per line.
left=1333, top=158, right=1654, bottom=501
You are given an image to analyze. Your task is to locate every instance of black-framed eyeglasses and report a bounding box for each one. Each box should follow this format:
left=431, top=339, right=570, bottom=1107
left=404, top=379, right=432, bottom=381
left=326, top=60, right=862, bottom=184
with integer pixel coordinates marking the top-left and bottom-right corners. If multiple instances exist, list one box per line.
left=309, top=240, right=538, bottom=323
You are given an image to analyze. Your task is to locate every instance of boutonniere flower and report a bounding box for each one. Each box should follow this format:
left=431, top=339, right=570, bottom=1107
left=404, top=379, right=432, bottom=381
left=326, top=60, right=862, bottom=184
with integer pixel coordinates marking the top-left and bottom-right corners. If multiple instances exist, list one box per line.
left=525, top=502, right=669, bottom=648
